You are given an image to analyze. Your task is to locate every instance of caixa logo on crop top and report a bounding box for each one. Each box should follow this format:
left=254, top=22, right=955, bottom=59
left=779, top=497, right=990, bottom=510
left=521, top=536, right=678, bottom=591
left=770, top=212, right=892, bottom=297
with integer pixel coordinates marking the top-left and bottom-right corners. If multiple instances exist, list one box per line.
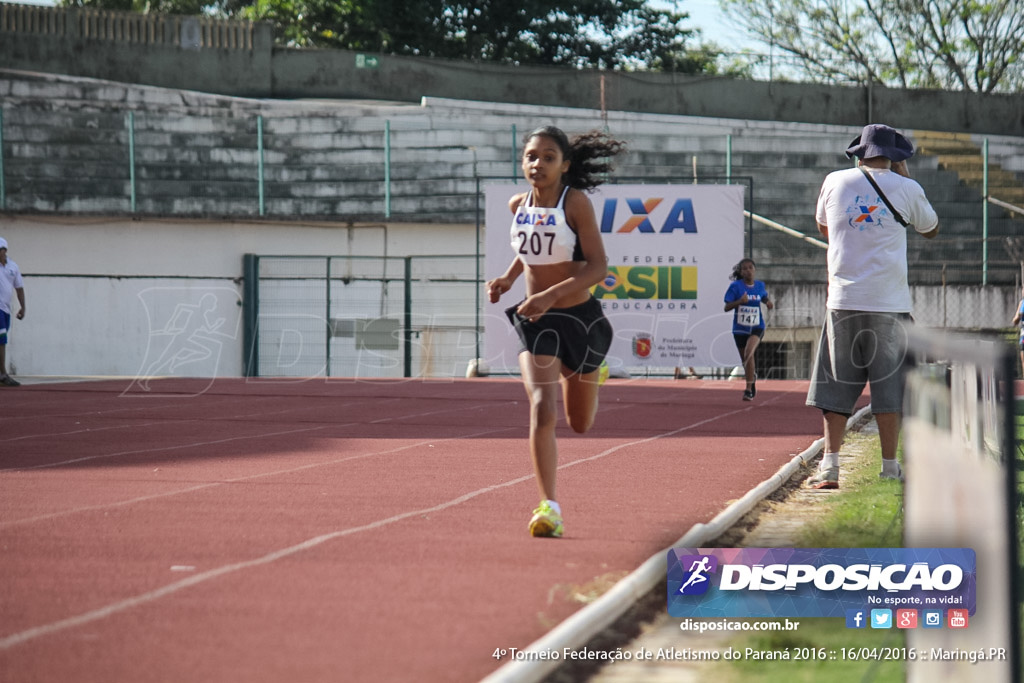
left=600, top=198, right=697, bottom=233
left=667, top=548, right=976, bottom=619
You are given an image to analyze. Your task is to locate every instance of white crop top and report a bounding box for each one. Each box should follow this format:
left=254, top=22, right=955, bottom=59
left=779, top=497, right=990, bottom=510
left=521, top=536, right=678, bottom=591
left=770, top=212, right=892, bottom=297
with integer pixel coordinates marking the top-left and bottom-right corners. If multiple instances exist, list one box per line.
left=509, top=186, right=583, bottom=266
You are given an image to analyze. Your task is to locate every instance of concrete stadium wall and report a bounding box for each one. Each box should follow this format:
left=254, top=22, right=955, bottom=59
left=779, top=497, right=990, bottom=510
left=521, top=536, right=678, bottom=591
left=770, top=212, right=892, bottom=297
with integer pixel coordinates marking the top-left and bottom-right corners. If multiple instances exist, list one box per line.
left=3, top=2, right=1024, bottom=137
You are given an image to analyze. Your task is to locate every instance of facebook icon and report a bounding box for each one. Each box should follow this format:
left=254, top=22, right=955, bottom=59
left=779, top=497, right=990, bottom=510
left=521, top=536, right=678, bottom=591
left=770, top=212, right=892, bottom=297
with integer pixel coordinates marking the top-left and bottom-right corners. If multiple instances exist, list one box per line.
left=845, top=609, right=866, bottom=629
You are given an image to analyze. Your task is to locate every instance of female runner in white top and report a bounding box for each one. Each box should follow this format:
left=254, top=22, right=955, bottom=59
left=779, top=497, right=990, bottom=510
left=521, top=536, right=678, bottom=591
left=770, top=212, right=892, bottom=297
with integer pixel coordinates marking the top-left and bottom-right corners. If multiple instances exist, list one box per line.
left=487, top=126, right=625, bottom=537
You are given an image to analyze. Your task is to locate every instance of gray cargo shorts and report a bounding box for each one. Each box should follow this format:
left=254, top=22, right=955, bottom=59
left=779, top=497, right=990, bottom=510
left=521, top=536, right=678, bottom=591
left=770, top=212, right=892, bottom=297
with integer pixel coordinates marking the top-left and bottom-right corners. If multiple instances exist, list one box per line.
left=805, top=309, right=912, bottom=415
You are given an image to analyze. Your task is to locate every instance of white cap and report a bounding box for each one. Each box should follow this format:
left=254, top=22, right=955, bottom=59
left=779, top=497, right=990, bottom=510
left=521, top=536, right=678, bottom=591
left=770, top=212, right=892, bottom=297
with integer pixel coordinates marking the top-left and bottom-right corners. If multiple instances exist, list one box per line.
left=0, top=237, right=7, bottom=250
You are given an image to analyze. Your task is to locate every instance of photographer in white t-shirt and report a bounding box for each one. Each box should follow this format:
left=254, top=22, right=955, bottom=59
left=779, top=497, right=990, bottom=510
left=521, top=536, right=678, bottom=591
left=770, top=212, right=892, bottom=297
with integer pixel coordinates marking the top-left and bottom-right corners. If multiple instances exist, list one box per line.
left=805, top=124, right=939, bottom=489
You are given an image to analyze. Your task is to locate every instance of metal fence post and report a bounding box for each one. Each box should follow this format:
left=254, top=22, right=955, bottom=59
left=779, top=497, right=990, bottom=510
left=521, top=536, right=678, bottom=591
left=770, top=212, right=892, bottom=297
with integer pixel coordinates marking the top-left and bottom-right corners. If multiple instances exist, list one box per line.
left=726, top=134, right=732, bottom=184
left=384, top=119, right=392, bottom=218
left=982, top=137, right=989, bottom=286
left=242, top=253, right=260, bottom=377
left=511, top=124, right=517, bottom=181
left=404, top=256, right=412, bottom=378
left=257, top=114, right=265, bottom=216
left=475, top=177, right=482, bottom=364
left=326, top=255, right=332, bottom=377
left=127, top=111, right=136, bottom=212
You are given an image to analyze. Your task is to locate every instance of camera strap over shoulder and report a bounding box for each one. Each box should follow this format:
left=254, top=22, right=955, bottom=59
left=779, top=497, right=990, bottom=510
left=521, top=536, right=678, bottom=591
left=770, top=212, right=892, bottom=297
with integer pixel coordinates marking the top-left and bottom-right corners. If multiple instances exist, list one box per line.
left=860, top=167, right=909, bottom=227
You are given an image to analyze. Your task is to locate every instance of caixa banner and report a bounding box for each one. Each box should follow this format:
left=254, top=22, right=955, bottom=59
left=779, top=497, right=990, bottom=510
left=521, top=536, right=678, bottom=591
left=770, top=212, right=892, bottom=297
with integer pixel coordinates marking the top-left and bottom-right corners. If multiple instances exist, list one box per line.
left=484, top=183, right=745, bottom=374
left=667, top=548, right=976, bottom=618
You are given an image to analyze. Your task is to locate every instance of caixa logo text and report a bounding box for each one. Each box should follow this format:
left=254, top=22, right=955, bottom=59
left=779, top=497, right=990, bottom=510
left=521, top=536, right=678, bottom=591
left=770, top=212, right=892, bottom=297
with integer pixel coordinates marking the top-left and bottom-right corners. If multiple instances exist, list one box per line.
left=600, top=198, right=697, bottom=233
left=716, top=563, right=964, bottom=592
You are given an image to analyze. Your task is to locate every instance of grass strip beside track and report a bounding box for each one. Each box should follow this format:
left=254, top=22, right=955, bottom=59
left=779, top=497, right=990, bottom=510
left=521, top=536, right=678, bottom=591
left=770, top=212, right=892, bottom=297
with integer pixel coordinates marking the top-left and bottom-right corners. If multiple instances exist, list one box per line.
left=711, top=425, right=908, bottom=683
left=717, top=397, right=1024, bottom=682
left=1017, top=398, right=1024, bottom=665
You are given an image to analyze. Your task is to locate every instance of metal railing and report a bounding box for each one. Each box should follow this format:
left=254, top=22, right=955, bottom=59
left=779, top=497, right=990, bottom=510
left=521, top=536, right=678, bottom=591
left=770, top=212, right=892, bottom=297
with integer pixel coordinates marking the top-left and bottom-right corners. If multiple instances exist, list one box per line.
left=0, top=3, right=255, bottom=49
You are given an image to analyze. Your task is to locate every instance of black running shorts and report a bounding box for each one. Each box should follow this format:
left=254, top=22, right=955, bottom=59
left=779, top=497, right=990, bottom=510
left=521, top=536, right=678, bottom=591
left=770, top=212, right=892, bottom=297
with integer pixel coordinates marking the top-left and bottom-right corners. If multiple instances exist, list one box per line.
left=505, top=296, right=613, bottom=375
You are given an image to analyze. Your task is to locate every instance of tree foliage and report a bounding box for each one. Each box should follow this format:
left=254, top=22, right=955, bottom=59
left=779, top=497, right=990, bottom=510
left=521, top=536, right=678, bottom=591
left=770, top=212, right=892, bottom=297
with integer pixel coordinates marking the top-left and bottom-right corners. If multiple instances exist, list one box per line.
left=59, top=0, right=746, bottom=76
left=719, top=0, right=1024, bottom=92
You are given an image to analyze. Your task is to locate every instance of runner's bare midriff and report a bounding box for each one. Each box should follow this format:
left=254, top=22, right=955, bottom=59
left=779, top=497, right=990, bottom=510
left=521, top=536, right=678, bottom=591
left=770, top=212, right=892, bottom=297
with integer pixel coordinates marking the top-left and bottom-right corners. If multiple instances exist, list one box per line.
left=524, top=261, right=591, bottom=309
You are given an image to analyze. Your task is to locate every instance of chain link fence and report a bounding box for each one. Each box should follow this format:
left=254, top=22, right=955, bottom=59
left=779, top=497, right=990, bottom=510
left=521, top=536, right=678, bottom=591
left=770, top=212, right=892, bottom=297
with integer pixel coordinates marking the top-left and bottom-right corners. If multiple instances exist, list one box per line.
left=244, top=254, right=483, bottom=379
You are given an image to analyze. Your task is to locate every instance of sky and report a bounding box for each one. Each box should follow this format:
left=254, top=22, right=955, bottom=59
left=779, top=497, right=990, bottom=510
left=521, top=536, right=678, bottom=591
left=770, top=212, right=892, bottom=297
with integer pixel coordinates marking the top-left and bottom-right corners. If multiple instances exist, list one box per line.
left=655, top=0, right=763, bottom=54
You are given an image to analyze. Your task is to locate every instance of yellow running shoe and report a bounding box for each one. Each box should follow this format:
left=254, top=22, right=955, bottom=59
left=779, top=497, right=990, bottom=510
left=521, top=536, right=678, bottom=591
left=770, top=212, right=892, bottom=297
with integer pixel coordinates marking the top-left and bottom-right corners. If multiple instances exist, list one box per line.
left=528, top=501, right=564, bottom=538
left=598, top=359, right=610, bottom=386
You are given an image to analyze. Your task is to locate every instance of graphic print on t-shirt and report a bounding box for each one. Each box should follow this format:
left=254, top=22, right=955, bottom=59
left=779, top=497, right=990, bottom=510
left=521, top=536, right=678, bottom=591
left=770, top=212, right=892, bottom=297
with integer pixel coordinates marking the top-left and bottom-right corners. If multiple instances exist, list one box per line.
left=845, top=194, right=893, bottom=230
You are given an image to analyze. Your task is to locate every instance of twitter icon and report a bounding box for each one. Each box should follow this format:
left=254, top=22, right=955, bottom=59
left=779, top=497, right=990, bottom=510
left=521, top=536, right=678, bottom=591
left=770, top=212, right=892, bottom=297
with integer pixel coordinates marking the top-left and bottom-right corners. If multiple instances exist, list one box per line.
left=870, top=609, right=893, bottom=629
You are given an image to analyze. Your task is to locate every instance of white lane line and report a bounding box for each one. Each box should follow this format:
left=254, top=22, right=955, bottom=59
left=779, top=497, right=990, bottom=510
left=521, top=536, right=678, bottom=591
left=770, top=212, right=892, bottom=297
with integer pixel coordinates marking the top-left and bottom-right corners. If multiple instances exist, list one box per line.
left=0, top=398, right=523, bottom=525
left=0, top=426, right=332, bottom=473
left=1, top=398, right=400, bottom=443
left=0, top=393, right=283, bottom=424
left=366, top=398, right=525, bottom=424
left=560, top=405, right=752, bottom=468
left=1, top=481, right=221, bottom=529
left=0, top=425, right=519, bottom=529
left=4, top=393, right=483, bottom=473
left=0, top=408, right=743, bottom=650
left=0, top=471, right=534, bottom=651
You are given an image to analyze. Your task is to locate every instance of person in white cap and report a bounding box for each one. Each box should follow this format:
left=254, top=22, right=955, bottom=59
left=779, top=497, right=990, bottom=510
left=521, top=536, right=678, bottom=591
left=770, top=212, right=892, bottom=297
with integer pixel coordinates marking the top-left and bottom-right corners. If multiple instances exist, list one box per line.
left=805, top=124, right=939, bottom=489
left=0, top=237, right=26, bottom=386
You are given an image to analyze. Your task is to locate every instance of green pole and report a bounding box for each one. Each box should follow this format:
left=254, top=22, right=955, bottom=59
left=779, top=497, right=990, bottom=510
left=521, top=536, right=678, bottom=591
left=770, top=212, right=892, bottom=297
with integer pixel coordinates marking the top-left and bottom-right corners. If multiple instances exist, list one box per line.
left=475, top=177, right=482, bottom=364
left=257, top=115, right=265, bottom=217
left=512, top=124, right=518, bottom=181
left=726, top=134, right=732, bottom=184
left=242, top=253, right=260, bottom=377
left=384, top=120, right=392, bottom=218
left=326, top=256, right=332, bottom=377
left=127, top=111, right=136, bottom=212
left=404, top=256, right=412, bottom=378
left=982, top=138, right=989, bottom=286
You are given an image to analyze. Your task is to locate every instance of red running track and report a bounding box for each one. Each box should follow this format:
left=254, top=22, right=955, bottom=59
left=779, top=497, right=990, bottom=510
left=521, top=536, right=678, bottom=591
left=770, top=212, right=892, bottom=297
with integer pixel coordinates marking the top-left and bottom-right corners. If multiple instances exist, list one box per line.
left=0, top=377, right=833, bottom=682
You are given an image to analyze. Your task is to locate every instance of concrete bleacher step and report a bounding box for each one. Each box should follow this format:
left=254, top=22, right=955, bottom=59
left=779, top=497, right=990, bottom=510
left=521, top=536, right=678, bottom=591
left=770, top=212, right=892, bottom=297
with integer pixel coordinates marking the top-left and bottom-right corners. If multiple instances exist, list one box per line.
left=913, top=128, right=1024, bottom=216
left=1, top=68, right=1021, bottom=284
left=912, top=130, right=978, bottom=155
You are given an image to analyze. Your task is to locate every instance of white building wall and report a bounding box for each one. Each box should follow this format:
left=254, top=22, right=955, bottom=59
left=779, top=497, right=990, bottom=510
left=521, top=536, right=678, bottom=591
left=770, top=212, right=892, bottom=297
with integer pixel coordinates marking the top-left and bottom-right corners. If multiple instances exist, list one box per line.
left=0, top=215, right=473, bottom=378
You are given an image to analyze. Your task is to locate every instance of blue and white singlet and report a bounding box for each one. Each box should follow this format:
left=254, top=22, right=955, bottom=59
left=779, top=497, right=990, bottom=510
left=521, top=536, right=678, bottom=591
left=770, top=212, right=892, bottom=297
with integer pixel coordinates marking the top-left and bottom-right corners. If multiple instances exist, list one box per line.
left=724, top=279, right=769, bottom=334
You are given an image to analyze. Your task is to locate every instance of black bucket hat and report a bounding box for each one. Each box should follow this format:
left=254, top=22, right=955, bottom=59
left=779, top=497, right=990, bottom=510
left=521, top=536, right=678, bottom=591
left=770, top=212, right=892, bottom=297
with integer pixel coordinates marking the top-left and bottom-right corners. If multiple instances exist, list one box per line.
left=845, top=124, right=915, bottom=161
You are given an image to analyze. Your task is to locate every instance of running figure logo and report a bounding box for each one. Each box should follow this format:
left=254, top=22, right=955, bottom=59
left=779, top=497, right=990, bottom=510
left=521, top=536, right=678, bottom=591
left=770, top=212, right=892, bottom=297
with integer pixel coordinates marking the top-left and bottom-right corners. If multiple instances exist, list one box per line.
left=676, top=554, right=718, bottom=595
left=128, top=287, right=241, bottom=395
